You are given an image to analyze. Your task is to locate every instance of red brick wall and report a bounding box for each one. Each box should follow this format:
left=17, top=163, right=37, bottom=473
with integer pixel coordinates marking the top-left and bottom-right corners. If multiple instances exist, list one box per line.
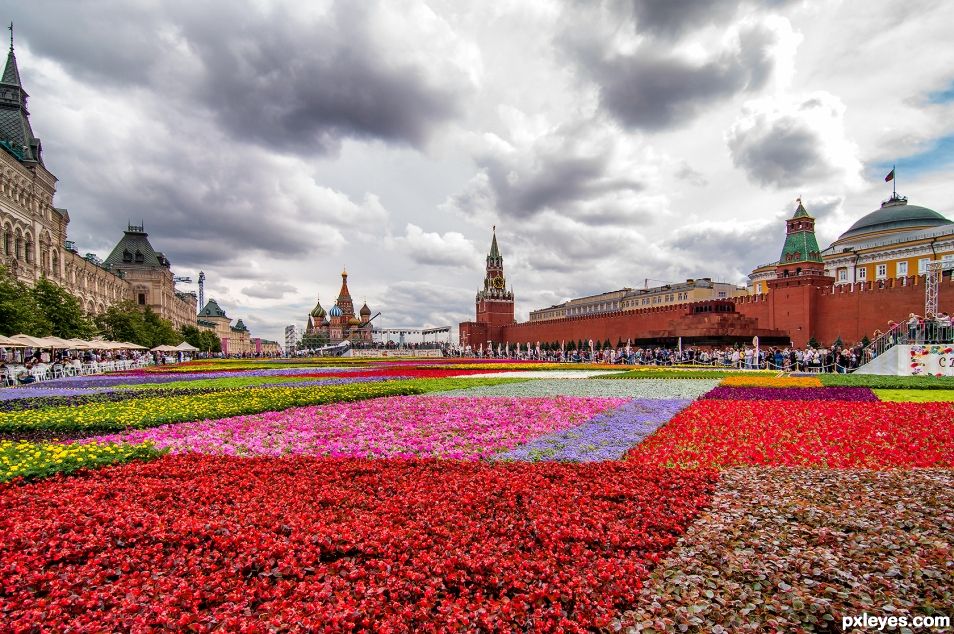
left=461, top=274, right=953, bottom=350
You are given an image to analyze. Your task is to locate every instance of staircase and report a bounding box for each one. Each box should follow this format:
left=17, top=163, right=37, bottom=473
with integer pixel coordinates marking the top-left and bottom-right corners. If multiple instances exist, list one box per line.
left=856, top=318, right=953, bottom=375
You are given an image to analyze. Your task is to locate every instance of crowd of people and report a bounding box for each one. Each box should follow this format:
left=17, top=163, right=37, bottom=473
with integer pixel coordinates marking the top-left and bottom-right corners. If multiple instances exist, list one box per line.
left=462, top=342, right=872, bottom=372
left=0, top=349, right=152, bottom=385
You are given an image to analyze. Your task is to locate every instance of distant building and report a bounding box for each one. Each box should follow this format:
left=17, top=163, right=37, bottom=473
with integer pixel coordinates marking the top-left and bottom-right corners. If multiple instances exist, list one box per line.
left=529, top=279, right=746, bottom=323
left=304, top=270, right=373, bottom=344
left=284, top=325, right=301, bottom=353
left=0, top=36, right=196, bottom=326
left=197, top=298, right=261, bottom=355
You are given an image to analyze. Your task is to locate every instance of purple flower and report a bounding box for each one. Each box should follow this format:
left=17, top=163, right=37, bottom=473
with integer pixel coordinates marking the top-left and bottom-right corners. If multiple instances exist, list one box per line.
left=702, top=387, right=879, bottom=401
left=497, top=399, right=693, bottom=462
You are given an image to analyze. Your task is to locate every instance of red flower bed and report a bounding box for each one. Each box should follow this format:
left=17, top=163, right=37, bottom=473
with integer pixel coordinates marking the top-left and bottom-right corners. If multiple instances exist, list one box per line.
left=627, top=400, right=954, bottom=469
left=0, top=455, right=715, bottom=632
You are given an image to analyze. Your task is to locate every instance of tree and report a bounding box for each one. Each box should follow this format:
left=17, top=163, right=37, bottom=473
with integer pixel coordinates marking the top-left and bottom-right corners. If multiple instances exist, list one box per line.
left=0, top=266, right=50, bottom=336
left=31, top=276, right=96, bottom=338
left=861, top=335, right=871, bottom=348
left=603, top=338, right=612, bottom=350
left=807, top=337, right=820, bottom=349
left=95, top=301, right=181, bottom=348
left=181, top=325, right=221, bottom=353
left=300, top=331, right=329, bottom=350
left=832, top=335, right=844, bottom=349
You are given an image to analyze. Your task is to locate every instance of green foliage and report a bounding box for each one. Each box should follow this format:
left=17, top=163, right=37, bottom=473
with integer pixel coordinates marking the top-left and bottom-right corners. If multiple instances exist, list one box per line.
left=0, top=266, right=52, bottom=336
left=181, top=325, right=221, bottom=353
left=861, top=335, right=871, bottom=348
left=832, top=336, right=844, bottom=348
left=300, top=330, right=329, bottom=349
left=31, top=277, right=96, bottom=338
left=874, top=389, right=954, bottom=402
left=95, top=301, right=182, bottom=348
left=807, top=337, right=821, bottom=348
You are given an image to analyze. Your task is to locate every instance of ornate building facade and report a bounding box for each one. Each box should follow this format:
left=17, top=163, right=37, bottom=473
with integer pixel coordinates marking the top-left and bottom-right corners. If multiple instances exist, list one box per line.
left=0, top=35, right=197, bottom=326
left=459, top=228, right=515, bottom=349
left=197, top=298, right=277, bottom=355
left=304, top=270, right=373, bottom=344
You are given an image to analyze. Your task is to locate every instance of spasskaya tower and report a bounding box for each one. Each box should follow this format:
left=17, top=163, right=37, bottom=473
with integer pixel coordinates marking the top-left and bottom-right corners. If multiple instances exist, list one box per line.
left=458, top=227, right=515, bottom=349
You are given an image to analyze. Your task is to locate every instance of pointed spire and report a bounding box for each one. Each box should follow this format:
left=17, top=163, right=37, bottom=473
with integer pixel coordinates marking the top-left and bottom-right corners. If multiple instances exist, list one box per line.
left=489, top=226, right=500, bottom=259
left=2, top=23, right=20, bottom=87
left=792, top=197, right=810, bottom=219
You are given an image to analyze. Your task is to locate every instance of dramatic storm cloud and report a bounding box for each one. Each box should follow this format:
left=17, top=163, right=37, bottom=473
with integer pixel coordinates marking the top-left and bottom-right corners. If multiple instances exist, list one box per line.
left=8, top=0, right=954, bottom=342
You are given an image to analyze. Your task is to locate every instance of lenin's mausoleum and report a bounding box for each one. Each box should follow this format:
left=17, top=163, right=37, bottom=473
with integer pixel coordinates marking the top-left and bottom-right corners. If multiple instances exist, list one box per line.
left=460, top=195, right=954, bottom=349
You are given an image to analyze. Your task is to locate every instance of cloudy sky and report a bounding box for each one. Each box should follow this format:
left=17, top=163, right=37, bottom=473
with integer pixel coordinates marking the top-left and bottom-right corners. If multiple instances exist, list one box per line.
left=10, top=0, right=954, bottom=342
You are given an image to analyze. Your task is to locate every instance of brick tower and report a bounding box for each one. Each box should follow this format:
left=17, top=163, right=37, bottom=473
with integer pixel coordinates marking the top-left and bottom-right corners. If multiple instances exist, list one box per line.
left=766, top=200, right=833, bottom=346
left=459, top=227, right=515, bottom=349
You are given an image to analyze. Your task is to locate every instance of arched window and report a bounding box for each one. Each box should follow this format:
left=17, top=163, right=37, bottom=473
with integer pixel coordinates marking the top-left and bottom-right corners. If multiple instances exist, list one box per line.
left=2, top=228, right=9, bottom=255
left=14, top=235, right=22, bottom=260
left=25, top=240, right=33, bottom=264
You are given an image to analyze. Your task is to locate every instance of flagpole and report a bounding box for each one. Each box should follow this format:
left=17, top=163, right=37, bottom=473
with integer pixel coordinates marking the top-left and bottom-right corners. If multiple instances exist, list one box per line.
left=893, top=164, right=896, bottom=197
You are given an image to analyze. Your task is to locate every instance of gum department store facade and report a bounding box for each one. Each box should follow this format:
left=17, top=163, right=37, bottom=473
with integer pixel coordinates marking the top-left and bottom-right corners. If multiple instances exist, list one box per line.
left=0, top=37, right=271, bottom=353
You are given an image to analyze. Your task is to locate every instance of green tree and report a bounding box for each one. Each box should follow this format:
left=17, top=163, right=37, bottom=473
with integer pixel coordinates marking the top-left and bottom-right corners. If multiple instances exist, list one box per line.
left=603, top=338, right=612, bottom=350
left=143, top=307, right=182, bottom=347
left=807, top=337, right=820, bottom=348
left=31, top=276, right=96, bottom=338
left=0, top=266, right=51, bottom=336
left=861, top=335, right=871, bottom=348
left=95, top=301, right=181, bottom=348
left=832, top=335, right=844, bottom=349
left=300, top=331, right=329, bottom=349
left=181, top=325, right=221, bottom=353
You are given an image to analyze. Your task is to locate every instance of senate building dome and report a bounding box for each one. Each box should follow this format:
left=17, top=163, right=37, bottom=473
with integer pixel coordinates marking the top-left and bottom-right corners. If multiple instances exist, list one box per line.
left=832, top=194, right=952, bottom=246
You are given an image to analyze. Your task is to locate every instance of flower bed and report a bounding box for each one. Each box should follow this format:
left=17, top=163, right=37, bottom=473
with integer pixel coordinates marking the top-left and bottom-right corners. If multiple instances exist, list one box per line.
left=497, top=399, right=691, bottom=462
left=623, top=468, right=954, bottom=632
left=88, top=396, right=627, bottom=459
left=720, top=375, right=823, bottom=388
left=0, top=440, right=161, bottom=482
left=604, top=369, right=753, bottom=379
left=874, top=389, right=954, bottom=402
left=431, top=378, right=719, bottom=399
left=627, top=400, right=954, bottom=468
left=0, top=455, right=716, bottom=631
left=702, top=386, right=878, bottom=401
left=0, top=379, right=512, bottom=435
left=821, top=374, right=954, bottom=389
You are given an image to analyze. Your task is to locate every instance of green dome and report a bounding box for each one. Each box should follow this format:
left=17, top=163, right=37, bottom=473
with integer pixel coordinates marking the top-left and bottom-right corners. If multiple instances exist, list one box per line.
left=836, top=195, right=951, bottom=243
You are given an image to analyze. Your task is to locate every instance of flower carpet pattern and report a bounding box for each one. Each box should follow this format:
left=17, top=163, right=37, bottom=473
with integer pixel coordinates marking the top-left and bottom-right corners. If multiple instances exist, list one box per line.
left=88, top=396, right=627, bottom=459
left=496, top=399, right=692, bottom=463
left=627, top=399, right=954, bottom=468
left=0, top=455, right=717, bottom=632
left=431, top=378, right=719, bottom=399
left=1, top=357, right=953, bottom=630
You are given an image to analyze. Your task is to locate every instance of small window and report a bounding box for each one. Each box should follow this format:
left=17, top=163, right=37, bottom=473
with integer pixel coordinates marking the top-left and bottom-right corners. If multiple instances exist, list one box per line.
left=138, top=293, right=146, bottom=305
left=896, top=261, right=908, bottom=276
left=122, top=249, right=133, bottom=263
left=918, top=258, right=931, bottom=274
left=876, top=264, right=887, bottom=279
left=857, top=267, right=867, bottom=280
left=135, top=250, right=145, bottom=263
left=837, top=268, right=848, bottom=281
left=718, top=291, right=727, bottom=298
left=943, top=255, right=954, bottom=270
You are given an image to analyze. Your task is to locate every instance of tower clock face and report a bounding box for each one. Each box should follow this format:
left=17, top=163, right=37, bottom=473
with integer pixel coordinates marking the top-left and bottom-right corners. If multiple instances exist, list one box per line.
left=492, top=277, right=505, bottom=289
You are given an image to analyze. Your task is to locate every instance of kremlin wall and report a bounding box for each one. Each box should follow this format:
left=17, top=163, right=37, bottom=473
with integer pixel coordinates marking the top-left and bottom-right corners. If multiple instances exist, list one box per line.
left=460, top=197, right=954, bottom=350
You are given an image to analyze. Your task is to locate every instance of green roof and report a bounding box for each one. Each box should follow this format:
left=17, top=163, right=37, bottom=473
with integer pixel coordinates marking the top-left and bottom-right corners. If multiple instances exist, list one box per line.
left=104, top=226, right=169, bottom=269
left=0, top=47, right=42, bottom=165
left=792, top=201, right=810, bottom=218
left=780, top=230, right=822, bottom=264
left=233, top=319, right=248, bottom=332
left=198, top=299, right=227, bottom=318
left=837, top=195, right=951, bottom=242
left=489, top=229, right=500, bottom=259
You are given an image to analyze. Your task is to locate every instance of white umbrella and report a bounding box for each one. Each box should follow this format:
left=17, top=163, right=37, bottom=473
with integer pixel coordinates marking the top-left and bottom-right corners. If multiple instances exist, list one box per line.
left=10, top=334, right=57, bottom=348
left=0, top=335, right=28, bottom=347
left=118, top=342, right=148, bottom=350
left=150, top=344, right=180, bottom=352
left=175, top=342, right=199, bottom=352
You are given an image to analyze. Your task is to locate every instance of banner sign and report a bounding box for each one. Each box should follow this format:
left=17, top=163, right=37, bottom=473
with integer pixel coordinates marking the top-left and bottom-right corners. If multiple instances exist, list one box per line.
left=908, top=345, right=954, bottom=376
